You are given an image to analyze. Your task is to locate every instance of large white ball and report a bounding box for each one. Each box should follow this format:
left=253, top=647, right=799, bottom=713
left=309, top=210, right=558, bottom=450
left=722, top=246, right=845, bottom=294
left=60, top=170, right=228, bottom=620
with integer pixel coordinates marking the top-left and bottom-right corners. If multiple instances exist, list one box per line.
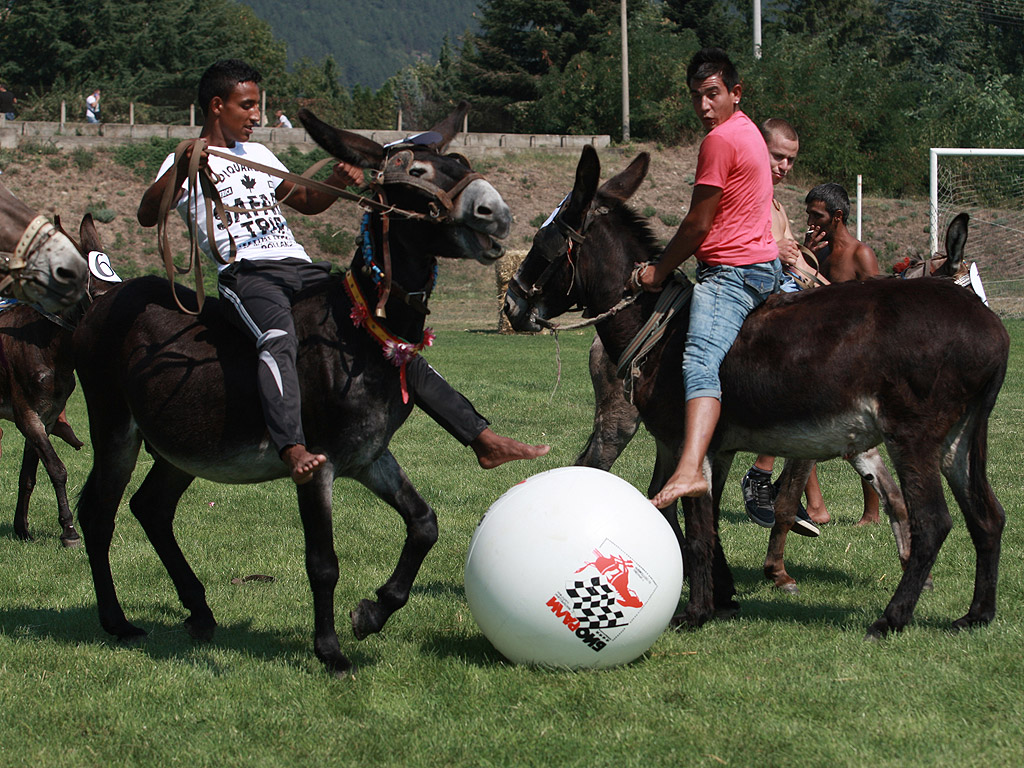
left=464, top=466, right=684, bottom=669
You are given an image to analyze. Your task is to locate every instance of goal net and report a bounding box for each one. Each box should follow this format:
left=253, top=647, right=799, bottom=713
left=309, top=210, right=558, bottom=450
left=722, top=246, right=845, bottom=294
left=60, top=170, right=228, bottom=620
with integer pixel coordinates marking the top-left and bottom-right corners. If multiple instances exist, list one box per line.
left=931, top=148, right=1024, bottom=317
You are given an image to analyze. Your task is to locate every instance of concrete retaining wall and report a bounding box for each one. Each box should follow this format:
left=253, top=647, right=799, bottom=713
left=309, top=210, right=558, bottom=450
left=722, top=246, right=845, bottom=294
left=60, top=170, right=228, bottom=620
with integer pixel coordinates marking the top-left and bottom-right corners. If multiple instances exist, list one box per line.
left=0, top=120, right=610, bottom=156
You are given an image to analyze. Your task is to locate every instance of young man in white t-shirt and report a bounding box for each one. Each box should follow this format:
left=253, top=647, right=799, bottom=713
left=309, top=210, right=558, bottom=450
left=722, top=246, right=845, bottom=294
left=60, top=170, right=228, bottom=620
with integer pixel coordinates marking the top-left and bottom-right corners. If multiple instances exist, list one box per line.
left=138, top=60, right=547, bottom=484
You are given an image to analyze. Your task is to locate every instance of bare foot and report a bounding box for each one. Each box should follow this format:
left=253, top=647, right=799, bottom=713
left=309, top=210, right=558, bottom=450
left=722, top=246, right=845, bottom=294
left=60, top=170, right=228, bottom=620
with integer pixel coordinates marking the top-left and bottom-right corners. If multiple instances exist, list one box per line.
left=52, top=415, right=84, bottom=450
left=650, top=471, right=708, bottom=508
left=282, top=444, right=327, bottom=485
left=855, top=513, right=881, bottom=526
left=807, top=503, right=830, bottom=525
left=472, top=428, right=550, bottom=469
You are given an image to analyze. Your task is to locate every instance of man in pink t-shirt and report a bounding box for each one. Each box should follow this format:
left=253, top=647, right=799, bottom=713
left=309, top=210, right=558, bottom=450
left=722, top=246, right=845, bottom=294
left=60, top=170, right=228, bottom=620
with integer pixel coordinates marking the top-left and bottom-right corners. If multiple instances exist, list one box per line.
left=638, top=47, right=781, bottom=507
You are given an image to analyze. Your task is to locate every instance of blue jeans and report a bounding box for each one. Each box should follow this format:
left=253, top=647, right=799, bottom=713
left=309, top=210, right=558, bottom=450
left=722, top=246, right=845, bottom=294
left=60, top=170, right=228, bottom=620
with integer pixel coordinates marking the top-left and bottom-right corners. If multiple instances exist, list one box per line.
left=683, top=259, right=781, bottom=401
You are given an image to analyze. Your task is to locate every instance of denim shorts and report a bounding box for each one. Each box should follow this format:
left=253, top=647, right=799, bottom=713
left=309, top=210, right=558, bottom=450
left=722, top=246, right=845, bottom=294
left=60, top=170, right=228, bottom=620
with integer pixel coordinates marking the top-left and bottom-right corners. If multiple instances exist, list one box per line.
left=683, top=259, right=781, bottom=400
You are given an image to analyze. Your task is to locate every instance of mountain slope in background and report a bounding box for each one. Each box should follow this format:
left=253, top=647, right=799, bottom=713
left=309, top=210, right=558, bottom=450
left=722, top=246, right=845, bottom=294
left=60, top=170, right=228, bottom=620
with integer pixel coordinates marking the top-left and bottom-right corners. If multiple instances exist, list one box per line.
left=239, top=0, right=481, bottom=89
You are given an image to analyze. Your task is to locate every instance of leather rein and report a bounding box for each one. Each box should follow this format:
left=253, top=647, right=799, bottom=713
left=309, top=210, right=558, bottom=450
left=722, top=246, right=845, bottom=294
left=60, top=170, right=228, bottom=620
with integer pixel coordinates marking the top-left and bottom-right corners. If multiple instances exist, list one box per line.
left=507, top=202, right=643, bottom=332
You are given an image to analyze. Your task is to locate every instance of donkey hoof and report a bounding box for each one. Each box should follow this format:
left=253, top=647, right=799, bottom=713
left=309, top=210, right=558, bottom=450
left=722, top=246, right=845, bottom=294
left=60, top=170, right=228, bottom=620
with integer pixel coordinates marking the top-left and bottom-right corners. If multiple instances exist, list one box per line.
left=952, top=612, right=992, bottom=632
left=14, top=529, right=34, bottom=542
left=865, top=618, right=891, bottom=640
left=670, top=606, right=711, bottom=630
left=60, top=533, right=81, bottom=548
left=776, top=581, right=800, bottom=595
left=713, top=604, right=740, bottom=621
left=350, top=599, right=385, bottom=640
left=184, top=613, right=217, bottom=642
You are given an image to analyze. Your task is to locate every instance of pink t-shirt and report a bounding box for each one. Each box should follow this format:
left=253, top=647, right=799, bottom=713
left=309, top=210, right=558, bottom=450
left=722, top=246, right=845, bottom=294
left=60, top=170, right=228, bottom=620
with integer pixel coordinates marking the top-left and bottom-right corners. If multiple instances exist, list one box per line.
left=693, top=110, right=775, bottom=266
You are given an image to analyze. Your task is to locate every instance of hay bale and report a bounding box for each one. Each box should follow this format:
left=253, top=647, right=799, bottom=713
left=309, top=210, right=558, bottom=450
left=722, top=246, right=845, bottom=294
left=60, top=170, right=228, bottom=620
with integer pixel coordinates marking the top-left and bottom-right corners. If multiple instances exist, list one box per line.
left=495, top=249, right=528, bottom=333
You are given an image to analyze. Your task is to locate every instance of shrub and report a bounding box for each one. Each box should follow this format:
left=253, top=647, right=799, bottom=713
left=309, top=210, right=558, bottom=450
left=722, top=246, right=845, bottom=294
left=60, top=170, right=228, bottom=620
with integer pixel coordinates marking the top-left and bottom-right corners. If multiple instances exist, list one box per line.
left=71, top=147, right=95, bottom=171
left=112, top=137, right=181, bottom=179
left=86, top=203, right=116, bottom=223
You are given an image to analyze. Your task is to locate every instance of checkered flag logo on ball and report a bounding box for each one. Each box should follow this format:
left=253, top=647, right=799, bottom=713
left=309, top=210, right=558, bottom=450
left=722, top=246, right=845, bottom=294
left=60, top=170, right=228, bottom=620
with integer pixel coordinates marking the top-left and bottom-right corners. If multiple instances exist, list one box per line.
left=566, top=577, right=627, bottom=630
left=544, top=538, right=660, bottom=645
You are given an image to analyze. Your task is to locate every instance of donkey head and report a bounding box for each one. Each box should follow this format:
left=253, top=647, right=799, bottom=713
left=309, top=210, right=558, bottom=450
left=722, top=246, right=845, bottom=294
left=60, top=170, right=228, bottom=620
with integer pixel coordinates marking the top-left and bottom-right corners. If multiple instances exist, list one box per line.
left=53, top=214, right=122, bottom=308
left=504, top=145, right=650, bottom=332
left=0, top=182, right=88, bottom=311
left=298, top=103, right=511, bottom=264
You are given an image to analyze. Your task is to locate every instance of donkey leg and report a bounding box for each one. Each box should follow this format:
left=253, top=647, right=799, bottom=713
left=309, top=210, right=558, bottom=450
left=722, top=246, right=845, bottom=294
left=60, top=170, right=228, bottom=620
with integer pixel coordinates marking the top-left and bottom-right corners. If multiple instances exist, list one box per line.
left=673, top=452, right=735, bottom=628
left=763, top=460, right=815, bottom=594
left=867, top=451, right=952, bottom=638
left=127, top=457, right=211, bottom=639
left=574, top=336, right=641, bottom=471
left=293, top=466, right=351, bottom=675
left=708, top=451, right=738, bottom=616
left=77, top=420, right=144, bottom=639
left=34, top=421, right=80, bottom=546
left=942, top=416, right=1005, bottom=630
left=13, top=440, right=39, bottom=541
left=650, top=439, right=683, bottom=564
left=848, top=449, right=918, bottom=583
left=349, top=450, right=438, bottom=642
left=13, top=411, right=79, bottom=545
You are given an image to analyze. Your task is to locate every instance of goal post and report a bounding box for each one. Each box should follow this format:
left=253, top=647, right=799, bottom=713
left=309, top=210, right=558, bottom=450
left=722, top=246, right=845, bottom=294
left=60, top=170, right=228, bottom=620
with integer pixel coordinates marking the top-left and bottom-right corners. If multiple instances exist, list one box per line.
left=930, top=147, right=1024, bottom=315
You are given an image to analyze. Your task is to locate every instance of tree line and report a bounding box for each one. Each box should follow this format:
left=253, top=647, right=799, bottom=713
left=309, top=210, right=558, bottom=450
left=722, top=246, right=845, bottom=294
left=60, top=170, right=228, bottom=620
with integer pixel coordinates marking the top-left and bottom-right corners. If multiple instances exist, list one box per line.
left=2, top=0, right=1022, bottom=196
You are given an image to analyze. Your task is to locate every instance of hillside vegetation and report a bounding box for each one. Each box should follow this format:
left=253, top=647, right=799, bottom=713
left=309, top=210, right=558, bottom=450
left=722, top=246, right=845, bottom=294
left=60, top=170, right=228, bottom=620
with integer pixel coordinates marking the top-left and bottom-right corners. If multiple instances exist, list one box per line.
left=240, top=0, right=481, bottom=90
left=2, top=139, right=980, bottom=324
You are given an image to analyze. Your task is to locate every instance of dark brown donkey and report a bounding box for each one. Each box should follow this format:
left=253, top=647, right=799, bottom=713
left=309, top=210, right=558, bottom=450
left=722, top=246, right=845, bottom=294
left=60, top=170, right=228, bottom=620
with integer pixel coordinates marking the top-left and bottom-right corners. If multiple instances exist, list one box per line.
left=504, top=145, right=1008, bottom=637
left=0, top=215, right=115, bottom=546
left=73, top=104, right=512, bottom=675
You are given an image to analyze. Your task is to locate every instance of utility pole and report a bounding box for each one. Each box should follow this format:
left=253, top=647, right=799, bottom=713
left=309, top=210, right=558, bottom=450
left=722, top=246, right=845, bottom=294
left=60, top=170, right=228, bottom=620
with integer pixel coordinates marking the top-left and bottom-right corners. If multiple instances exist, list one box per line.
left=753, top=0, right=762, bottom=59
left=621, top=0, right=630, bottom=141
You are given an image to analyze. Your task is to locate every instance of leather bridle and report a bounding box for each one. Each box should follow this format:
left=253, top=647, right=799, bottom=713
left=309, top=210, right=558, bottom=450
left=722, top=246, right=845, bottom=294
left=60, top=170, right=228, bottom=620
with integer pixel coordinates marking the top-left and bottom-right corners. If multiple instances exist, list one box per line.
left=0, top=215, right=60, bottom=299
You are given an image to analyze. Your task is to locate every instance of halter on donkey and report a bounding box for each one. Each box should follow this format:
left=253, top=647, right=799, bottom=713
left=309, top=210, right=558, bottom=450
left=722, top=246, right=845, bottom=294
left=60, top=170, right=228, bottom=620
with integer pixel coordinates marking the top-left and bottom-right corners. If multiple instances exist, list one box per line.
left=0, top=182, right=89, bottom=311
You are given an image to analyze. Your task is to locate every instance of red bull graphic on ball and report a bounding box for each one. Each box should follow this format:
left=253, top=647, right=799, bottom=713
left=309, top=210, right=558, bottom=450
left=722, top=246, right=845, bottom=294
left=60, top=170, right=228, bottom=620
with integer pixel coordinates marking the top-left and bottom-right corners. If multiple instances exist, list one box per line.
left=544, top=539, right=659, bottom=653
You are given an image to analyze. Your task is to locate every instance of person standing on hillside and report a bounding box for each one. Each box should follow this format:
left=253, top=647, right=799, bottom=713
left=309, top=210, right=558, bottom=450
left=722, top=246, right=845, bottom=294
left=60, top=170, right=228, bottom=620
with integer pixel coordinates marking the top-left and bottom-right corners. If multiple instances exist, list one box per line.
left=0, top=84, right=16, bottom=121
left=638, top=47, right=781, bottom=507
left=85, top=89, right=101, bottom=123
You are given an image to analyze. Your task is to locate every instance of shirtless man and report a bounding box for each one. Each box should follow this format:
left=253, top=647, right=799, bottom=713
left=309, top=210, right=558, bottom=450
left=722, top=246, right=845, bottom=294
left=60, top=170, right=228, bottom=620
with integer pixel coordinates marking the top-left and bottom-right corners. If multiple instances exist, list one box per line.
left=803, top=181, right=882, bottom=524
left=805, top=182, right=880, bottom=282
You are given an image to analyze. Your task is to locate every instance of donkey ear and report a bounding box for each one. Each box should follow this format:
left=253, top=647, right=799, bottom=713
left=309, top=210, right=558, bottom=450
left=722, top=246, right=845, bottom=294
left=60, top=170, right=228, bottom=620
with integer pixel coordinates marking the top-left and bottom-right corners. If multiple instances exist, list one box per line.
left=426, top=101, right=470, bottom=152
left=53, top=215, right=81, bottom=252
left=298, top=109, right=384, bottom=168
left=80, top=213, right=101, bottom=254
left=561, top=145, right=602, bottom=226
left=943, top=212, right=969, bottom=275
left=597, top=152, right=649, bottom=205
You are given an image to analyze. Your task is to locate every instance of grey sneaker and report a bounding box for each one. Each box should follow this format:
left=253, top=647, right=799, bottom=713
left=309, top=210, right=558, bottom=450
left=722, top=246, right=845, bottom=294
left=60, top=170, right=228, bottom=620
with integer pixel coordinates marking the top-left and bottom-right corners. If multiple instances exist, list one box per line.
left=741, top=468, right=775, bottom=527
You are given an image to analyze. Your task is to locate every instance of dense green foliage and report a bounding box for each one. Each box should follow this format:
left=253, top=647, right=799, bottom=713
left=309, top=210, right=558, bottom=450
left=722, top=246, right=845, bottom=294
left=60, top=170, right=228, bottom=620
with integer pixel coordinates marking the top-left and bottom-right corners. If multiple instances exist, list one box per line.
left=239, top=0, right=481, bottom=90
left=2, top=0, right=1023, bottom=194
left=0, top=0, right=287, bottom=123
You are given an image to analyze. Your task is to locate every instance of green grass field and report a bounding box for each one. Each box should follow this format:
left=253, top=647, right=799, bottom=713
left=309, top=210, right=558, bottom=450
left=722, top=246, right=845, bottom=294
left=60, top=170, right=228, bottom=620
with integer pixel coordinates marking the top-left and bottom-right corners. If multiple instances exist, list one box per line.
left=0, top=289, right=1022, bottom=768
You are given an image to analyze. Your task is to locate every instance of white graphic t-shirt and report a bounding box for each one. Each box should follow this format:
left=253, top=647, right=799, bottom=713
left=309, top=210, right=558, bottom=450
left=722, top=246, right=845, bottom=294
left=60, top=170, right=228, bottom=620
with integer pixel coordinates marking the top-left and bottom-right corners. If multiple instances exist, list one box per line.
left=156, top=142, right=310, bottom=271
